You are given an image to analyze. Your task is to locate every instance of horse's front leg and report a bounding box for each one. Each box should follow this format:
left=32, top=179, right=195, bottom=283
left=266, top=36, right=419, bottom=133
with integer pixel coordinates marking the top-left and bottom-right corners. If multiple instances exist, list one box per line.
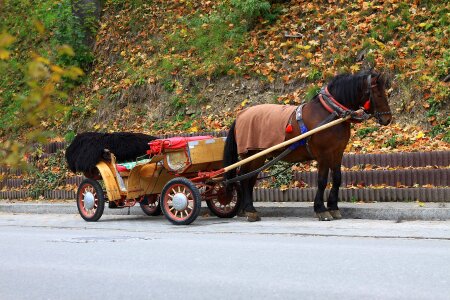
left=314, top=164, right=333, bottom=221
left=327, top=164, right=342, bottom=219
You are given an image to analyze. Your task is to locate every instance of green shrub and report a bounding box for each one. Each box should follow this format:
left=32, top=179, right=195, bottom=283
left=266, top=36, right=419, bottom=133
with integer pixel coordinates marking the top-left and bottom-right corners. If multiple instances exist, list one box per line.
left=429, top=116, right=450, bottom=140
left=357, top=127, right=379, bottom=138
left=29, top=149, right=68, bottom=198
left=384, top=135, right=398, bottom=148
left=231, top=0, right=271, bottom=21
left=64, top=131, right=76, bottom=143
left=307, top=68, right=322, bottom=81
left=305, top=85, right=321, bottom=101
left=267, top=161, right=292, bottom=188
left=53, top=0, right=94, bottom=68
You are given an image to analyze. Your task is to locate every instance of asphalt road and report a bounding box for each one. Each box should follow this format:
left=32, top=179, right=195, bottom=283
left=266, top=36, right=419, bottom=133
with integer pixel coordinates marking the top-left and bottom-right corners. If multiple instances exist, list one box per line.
left=0, top=213, right=449, bottom=300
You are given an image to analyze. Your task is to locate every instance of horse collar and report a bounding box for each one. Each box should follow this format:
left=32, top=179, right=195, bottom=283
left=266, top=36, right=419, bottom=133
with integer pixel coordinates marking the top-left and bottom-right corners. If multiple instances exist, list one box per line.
left=319, top=86, right=351, bottom=112
left=318, top=86, right=370, bottom=123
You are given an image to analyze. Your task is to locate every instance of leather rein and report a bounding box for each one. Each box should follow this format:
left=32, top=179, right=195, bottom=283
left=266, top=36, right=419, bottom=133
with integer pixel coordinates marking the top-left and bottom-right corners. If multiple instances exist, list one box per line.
left=318, top=75, right=391, bottom=123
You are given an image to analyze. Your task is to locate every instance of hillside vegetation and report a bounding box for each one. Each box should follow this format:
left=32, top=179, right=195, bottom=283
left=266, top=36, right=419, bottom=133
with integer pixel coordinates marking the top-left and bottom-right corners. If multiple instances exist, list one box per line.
left=1, top=0, right=449, bottom=156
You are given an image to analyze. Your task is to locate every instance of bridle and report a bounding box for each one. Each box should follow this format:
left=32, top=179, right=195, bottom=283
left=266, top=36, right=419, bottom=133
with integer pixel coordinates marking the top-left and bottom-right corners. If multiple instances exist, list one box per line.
left=318, top=74, right=391, bottom=124
left=364, top=75, right=392, bottom=124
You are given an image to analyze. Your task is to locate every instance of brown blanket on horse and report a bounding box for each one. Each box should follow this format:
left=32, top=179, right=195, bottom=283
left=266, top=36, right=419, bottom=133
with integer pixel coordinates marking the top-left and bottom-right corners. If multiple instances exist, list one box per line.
left=235, top=104, right=297, bottom=155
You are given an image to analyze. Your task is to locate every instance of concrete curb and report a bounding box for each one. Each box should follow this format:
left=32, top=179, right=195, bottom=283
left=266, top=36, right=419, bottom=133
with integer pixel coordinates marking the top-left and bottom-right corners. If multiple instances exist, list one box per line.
left=256, top=205, right=450, bottom=221
left=1, top=201, right=449, bottom=221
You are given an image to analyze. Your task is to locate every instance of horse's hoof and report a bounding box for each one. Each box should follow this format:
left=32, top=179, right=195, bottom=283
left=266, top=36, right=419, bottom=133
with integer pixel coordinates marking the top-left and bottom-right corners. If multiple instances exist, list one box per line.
left=246, top=212, right=261, bottom=222
left=237, top=210, right=246, bottom=217
left=315, top=211, right=333, bottom=221
left=329, top=210, right=342, bottom=219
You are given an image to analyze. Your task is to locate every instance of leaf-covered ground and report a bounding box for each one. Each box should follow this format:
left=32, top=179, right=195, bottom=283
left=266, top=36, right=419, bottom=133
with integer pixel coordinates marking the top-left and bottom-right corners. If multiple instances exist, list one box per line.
left=63, top=0, right=449, bottom=154
left=1, top=0, right=449, bottom=153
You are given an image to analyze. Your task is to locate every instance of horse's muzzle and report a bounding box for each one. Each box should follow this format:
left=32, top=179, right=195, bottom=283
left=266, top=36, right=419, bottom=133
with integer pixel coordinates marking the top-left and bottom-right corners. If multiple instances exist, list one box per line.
left=375, top=111, right=392, bottom=126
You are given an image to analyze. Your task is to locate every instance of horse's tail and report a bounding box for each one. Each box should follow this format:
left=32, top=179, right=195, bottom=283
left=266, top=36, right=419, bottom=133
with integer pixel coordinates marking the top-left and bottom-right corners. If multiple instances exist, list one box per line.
left=223, top=120, right=238, bottom=181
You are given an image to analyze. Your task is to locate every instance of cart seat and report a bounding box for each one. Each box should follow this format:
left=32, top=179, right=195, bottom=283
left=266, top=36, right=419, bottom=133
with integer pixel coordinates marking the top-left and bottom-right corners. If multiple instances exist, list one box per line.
left=116, top=158, right=151, bottom=172
left=148, top=135, right=214, bottom=155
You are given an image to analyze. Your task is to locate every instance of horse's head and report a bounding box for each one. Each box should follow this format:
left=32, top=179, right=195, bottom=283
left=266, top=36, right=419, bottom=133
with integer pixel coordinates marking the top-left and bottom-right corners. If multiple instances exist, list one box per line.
left=365, top=72, right=392, bottom=125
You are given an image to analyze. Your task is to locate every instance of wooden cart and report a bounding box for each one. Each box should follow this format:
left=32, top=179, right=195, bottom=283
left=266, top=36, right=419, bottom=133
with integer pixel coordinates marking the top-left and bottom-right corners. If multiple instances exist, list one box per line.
left=77, top=115, right=355, bottom=225
left=76, top=136, right=240, bottom=225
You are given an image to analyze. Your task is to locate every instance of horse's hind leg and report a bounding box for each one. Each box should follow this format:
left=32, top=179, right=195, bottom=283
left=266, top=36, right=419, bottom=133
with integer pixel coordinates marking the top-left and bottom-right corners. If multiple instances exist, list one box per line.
left=327, top=164, right=342, bottom=219
left=239, top=157, right=265, bottom=222
left=241, top=175, right=261, bottom=222
left=314, top=163, right=333, bottom=221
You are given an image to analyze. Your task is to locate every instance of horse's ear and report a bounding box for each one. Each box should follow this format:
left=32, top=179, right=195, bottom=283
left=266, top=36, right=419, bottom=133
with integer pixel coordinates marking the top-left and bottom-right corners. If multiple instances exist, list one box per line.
left=377, top=73, right=391, bottom=89
left=376, top=73, right=382, bottom=83
left=369, top=73, right=379, bottom=86
left=371, top=72, right=384, bottom=87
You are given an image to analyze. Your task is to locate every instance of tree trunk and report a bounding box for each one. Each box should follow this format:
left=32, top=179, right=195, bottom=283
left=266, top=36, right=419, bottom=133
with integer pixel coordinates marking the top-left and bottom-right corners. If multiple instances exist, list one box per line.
left=71, top=0, right=103, bottom=48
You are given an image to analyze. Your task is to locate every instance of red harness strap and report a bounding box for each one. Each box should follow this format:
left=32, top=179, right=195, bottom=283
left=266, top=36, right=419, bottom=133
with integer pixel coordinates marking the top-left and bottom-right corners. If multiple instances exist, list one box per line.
left=319, top=87, right=370, bottom=123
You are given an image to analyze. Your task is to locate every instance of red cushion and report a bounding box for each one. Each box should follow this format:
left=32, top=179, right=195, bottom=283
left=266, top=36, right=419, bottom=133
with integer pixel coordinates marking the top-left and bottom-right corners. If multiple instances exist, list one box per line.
left=148, top=136, right=214, bottom=155
left=116, top=164, right=128, bottom=172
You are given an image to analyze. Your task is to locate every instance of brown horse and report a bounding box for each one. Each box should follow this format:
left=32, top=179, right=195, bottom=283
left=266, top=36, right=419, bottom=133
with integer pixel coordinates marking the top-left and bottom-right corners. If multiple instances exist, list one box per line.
left=223, top=71, right=392, bottom=221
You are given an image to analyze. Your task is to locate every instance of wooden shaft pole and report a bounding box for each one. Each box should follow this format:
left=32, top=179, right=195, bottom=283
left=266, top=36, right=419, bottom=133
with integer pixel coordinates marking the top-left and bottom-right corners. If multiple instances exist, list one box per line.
left=222, top=114, right=352, bottom=173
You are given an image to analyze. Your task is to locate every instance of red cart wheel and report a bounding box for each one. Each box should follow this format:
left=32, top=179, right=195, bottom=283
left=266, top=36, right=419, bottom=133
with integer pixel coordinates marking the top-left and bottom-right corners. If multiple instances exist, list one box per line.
left=161, top=177, right=201, bottom=225
left=76, top=178, right=105, bottom=222
left=140, top=194, right=162, bottom=216
left=207, top=183, right=241, bottom=218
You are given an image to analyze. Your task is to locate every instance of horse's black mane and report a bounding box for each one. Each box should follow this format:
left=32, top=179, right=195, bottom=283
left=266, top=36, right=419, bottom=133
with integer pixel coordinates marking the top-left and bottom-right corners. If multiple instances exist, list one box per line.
left=325, top=71, right=374, bottom=109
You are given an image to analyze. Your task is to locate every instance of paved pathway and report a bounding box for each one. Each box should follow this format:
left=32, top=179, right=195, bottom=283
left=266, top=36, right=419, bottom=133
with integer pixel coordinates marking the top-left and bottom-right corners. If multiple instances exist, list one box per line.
left=0, top=213, right=449, bottom=300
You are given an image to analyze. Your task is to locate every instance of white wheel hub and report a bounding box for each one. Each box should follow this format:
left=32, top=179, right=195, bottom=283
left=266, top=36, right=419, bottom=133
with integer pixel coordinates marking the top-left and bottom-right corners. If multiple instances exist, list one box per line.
left=84, top=191, right=95, bottom=210
left=172, top=192, right=188, bottom=211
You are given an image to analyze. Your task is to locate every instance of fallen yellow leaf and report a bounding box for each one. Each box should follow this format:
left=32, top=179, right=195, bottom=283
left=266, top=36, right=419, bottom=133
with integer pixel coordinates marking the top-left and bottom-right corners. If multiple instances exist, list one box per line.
left=416, top=131, right=425, bottom=139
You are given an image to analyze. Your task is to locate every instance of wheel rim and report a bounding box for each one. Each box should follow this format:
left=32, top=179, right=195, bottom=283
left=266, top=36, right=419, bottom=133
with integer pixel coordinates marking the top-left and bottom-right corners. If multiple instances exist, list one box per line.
left=163, top=184, right=195, bottom=221
left=143, top=195, right=159, bottom=211
left=78, top=184, right=98, bottom=217
left=210, top=187, right=238, bottom=214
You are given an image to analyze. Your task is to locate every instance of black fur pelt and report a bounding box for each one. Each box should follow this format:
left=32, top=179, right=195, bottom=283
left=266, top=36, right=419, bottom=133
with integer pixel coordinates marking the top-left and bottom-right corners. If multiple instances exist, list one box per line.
left=65, top=132, right=157, bottom=173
